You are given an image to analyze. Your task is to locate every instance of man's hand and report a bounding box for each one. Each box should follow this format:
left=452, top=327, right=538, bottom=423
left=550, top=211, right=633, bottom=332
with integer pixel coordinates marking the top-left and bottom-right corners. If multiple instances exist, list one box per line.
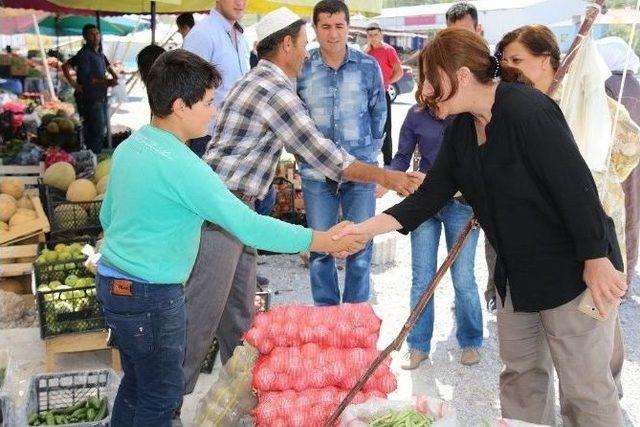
left=381, top=170, right=422, bottom=196
left=326, top=221, right=371, bottom=259
left=375, top=185, right=388, bottom=198
left=583, top=257, right=627, bottom=318
left=407, top=171, right=426, bottom=185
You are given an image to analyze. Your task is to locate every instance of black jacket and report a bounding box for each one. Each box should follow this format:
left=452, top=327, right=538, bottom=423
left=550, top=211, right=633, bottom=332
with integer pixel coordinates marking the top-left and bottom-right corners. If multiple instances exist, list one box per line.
left=386, top=82, right=623, bottom=312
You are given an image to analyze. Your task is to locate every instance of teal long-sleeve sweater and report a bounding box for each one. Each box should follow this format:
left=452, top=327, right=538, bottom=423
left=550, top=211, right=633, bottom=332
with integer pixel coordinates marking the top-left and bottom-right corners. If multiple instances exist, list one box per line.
left=99, top=125, right=312, bottom=284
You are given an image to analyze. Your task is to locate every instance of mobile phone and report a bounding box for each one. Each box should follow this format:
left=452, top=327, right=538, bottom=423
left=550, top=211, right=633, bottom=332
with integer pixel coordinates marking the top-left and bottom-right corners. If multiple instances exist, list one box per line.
left=578, top=289, right=614, bottom=321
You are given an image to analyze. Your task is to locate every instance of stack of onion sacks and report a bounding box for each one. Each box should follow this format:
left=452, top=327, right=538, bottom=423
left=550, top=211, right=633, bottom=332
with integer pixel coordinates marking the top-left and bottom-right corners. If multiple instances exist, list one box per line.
left=244, top=303, right=397, bottom=426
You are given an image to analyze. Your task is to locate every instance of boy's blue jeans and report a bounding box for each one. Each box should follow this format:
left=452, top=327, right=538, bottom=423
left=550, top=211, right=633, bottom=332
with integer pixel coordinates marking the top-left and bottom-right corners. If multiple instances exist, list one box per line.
left=407, top=200, right=483, bottom=353
left=97, top=275, right=185, bottom=427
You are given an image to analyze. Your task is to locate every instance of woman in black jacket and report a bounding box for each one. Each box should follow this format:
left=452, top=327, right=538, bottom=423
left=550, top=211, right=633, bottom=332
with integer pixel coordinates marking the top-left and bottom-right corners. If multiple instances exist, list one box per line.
left=335, top=28, right=626, bottom=427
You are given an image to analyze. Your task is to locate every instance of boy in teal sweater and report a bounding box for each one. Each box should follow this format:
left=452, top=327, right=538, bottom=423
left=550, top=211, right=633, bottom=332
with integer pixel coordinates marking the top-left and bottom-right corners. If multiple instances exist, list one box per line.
left=97, top=49, right=366, bottom=427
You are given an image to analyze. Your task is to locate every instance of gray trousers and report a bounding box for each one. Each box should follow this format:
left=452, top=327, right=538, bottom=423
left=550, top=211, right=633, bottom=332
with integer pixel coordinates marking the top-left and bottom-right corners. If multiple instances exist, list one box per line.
left=182, top=222, right=257, bottom=394
left=622, top=163, right=640, bottom=284
left=497, top=288, right=623, bottom=427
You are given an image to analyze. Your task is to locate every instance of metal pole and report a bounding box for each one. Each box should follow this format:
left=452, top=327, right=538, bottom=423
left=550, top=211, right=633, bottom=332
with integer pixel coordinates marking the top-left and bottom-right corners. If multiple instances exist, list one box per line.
left=151, top=1, right=157, bottom=45
left=31, top=13, right=56, bottom=100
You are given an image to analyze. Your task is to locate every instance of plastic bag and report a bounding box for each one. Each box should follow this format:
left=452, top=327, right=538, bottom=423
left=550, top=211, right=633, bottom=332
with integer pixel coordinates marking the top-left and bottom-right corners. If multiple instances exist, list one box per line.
left=194, top=344, right=260, bottom=427
left=559, top=37, right=613, bottom=172
left=339, top=396, right=457, bottom=427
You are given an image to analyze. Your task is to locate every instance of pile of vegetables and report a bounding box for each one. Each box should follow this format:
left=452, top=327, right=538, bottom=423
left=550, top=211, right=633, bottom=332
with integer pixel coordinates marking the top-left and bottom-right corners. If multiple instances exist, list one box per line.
left=27, top=396, right=108, bottom=425
left=247, top=304, right=397, bottom=426
left=368, top=410, right=435, bottom=427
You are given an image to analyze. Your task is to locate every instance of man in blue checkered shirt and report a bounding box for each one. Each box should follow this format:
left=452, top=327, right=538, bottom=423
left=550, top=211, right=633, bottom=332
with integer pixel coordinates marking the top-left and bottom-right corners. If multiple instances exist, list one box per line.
left=182, top=7, right=422, bottom=395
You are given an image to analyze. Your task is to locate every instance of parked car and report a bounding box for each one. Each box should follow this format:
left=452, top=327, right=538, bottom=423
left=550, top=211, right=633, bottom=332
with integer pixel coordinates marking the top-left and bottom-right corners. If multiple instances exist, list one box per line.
left=388, top=66, right=415, bottom=102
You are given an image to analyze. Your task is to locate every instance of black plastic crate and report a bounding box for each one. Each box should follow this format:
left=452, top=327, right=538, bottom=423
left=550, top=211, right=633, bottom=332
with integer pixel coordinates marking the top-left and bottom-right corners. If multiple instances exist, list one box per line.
left=38, top=179, right=102, bottom=239
left=35, top=237, right=96, bottom=268
left=25, top=370, right=116, bottom=427
left=35, top=257, right=103, bottom=339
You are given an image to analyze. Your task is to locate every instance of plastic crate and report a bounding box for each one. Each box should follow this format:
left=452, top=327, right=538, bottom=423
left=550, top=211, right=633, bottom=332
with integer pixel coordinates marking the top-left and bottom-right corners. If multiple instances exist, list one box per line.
left=24, top=370, right=117, bottom=427
left=38, top=180, right=102, bottom=239
left=35, top=256, right=103, bottom=339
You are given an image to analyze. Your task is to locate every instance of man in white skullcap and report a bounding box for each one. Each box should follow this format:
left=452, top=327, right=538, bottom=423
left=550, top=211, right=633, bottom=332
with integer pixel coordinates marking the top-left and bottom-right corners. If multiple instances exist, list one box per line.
left=181, top=6, right=422, bottom=402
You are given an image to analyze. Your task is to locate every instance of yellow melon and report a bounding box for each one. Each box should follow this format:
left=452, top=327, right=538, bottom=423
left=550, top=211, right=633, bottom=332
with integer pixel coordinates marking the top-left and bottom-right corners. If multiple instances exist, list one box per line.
left=66, top=179, right=97, bottom=202
left=16, top=195, right=34, bottom=210
left=0, top=178, right=24, bottom=199
left=0, top=194, right=17, bottom=222
left=43, top=162, right=76, bottom=191
left=8, top=208, right=36, bottom=226
left=96, top=175, right=108, bottom=194
left=95, top=159, right=111, bottom=183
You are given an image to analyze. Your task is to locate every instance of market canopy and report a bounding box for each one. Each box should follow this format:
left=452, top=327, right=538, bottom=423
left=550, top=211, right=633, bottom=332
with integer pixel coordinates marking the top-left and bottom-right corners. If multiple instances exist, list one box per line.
left=31, top=15, right=146, bottom=36
left=1, top=0, right=105, bottom=16
left=0, top=7, right=49, bottom=34
left=47, top=0, right=383, bottom=17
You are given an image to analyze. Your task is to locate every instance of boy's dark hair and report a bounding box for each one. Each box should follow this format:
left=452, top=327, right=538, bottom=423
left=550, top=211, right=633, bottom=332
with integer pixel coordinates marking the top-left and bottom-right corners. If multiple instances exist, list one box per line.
left=445, top=2, right=478, bottom=26
left=176, top=13, right=194, bottom=29
left=256, top=19, right=306, bottom=60
left=366, top=22, right=381, bottom=32
left=82, top=24, right=98, bottom=40
left=137, top=44, right=166, bottom=86
left=146, top=49, right=222, bottom=118
left=313, top=0, right=349, bottom=25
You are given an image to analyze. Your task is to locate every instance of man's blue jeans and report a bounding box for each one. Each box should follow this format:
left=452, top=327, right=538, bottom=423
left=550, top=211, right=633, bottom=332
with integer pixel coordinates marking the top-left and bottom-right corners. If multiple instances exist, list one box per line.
left=301, top=178, right=376, bottom=305
left=79, top=98, right=107, bottom=154
left=407, top=199, right=483, bottom=353
left=97, top=276, right=185, bottom=427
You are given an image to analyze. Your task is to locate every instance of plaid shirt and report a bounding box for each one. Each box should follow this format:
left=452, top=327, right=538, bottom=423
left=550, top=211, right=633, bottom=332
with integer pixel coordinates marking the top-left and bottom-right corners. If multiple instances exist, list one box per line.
left=203, top=59, right=355, bottom=199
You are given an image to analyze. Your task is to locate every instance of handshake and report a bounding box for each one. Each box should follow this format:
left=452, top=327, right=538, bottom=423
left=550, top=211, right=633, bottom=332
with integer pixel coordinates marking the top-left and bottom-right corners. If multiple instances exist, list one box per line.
left=310, top=221, right=370, bottom=259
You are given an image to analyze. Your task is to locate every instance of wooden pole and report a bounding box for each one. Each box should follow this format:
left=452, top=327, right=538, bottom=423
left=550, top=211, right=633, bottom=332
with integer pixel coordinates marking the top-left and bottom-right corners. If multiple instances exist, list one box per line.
left=324, top=1, right=607, bottom=425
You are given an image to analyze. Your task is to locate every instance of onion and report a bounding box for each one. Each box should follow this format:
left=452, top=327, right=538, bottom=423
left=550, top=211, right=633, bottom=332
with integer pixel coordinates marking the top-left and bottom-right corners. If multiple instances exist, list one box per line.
left=379, top=373, right=398, bottom=393
left=253, top=367, right=276, bottom=390
left=254, top=403, right=278, bottom=425
left=289, top=411, right=307, bottom=427
left=256, top=339, right=274, bottom=355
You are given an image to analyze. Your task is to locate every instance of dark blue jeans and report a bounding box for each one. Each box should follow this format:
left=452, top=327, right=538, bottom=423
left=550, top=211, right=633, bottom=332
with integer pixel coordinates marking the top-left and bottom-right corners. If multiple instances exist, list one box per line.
left=301, top=178, right=376, bottom=305
left=97, top=276, right=186, bottom=427
left=78, top=98, right=107, bottom=154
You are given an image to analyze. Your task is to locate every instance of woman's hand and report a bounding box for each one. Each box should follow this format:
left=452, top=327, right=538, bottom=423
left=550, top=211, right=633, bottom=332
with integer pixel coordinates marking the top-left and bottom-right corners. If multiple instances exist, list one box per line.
left=583, top=257, right=627, bottom=318
left=309, top=221, right=371, bottom=258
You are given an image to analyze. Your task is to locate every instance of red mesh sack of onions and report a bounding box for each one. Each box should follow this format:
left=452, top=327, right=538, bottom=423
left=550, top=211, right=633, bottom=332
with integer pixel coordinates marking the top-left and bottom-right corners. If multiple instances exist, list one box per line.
left=243, top=303, right=381, bottom=353
left=252, top=344, right=397, bottom=394
left=253, top=387, right=387, bottom=427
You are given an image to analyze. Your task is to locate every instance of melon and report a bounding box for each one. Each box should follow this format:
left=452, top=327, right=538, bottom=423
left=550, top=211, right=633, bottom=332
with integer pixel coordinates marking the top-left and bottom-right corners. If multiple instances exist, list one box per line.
left=66, top=179, right=97, bottom=202
left=16, top=195, right=34, bottom=210
left=96, top=175, right=108, bottom=194
left=43, top=162, right=76, bottom=191
left=0, top=194, right=17, bottom=222
left=54, top=204, right=88, bottom=229
left=94, top=159, right=111, bottom=183
left=9, top=208, right=36, bottom=226
left=0, top=178, right=24, bottom=199
left=0, top=221, right=8, bottom=231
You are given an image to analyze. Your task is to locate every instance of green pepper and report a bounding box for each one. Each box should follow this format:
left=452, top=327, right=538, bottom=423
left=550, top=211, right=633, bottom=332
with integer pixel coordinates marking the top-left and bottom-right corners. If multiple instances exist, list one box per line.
left=64, top=399, right=87, bottom=414
left=94, top=397, right=108, bottom=421
left=45, top=412, right=55, bottom=425
left=88, top=396, right=101, bottom=410
left=28, top=413, right=40, bottom=425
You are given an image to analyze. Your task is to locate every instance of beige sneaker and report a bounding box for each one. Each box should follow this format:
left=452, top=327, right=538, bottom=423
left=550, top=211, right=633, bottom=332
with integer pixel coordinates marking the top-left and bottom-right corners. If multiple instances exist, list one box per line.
left=401, top=350, right=429, bottom=370
left=460, top=348, right=480, bottom=366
